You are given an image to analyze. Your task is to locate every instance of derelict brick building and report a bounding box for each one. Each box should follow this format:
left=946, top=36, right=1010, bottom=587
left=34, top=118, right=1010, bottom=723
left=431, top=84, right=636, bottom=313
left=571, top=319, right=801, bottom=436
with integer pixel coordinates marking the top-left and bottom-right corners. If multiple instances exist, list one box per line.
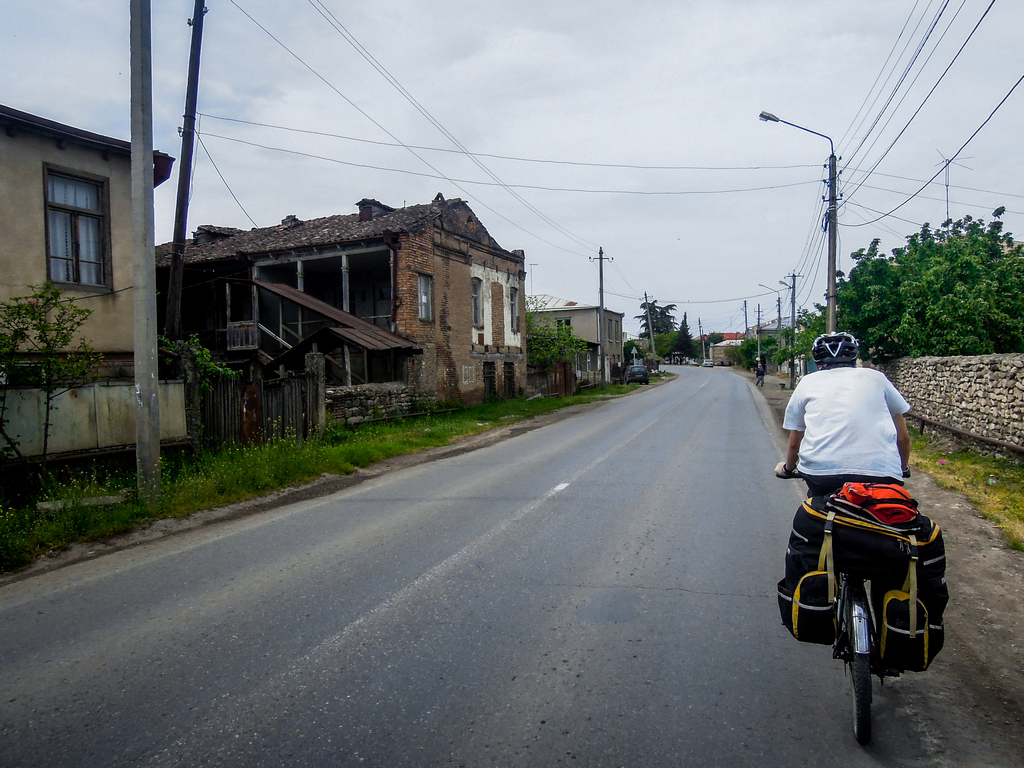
left=156, top=194, right=527, bottom=404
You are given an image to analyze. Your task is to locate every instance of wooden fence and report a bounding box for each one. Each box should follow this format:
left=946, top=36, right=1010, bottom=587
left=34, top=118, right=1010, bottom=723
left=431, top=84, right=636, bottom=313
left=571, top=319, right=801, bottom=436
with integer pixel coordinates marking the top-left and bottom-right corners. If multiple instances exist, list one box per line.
left=199, top=354, right=325, bottom=449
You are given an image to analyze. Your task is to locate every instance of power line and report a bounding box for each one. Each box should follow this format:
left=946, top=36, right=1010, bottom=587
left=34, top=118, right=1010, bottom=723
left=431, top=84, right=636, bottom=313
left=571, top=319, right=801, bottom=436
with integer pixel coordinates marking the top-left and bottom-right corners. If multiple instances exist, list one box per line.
left=195, top=113, right=819, bottom=172
left=843, top=0, right=990, bottom=204
left=196, top=133, right=258, bottom=228
left=847, top=69, right=1024, bottom=227
left=842, top=0, right=951, bottom=166
left=841, top=0, right=964, bottom=174
left=197, top=131, right=822, bottom=196
left=305, top=0, right=599, bottom=252
left=845, top=200, right=923, bottom=228
left=837, top=0, right=925, bottom=151
left=227, top=0, right=590, bottom=259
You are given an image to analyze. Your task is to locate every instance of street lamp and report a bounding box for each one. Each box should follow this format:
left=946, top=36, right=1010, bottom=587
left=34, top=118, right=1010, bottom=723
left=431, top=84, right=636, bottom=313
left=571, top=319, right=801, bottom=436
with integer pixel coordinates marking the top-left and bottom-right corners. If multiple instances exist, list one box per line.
left=759, top=111, right=838, bottom=333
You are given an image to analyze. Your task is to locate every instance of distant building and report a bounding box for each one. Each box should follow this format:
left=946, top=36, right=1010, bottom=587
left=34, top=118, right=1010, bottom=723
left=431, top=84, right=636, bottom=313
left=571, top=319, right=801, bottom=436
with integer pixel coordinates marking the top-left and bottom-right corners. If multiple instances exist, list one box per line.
left=529, top=294, right=625, bottom=384
left=710, top=338, right=743, bottom=366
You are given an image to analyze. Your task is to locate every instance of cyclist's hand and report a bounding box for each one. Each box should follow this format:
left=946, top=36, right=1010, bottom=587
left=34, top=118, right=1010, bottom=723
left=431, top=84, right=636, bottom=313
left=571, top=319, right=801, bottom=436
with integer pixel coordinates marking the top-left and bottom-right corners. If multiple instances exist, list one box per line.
left=775, top=461, right=799, bottom=479
left=902, top=466, right=912, bottom=479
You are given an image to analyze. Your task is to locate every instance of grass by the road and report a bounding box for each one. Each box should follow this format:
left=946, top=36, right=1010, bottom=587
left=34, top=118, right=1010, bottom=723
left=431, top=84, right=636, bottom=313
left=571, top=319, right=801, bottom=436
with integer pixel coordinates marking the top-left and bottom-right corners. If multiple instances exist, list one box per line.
left=911, top=432, right=1024, bottom=550
left=0, top=378, right=664, bottom=573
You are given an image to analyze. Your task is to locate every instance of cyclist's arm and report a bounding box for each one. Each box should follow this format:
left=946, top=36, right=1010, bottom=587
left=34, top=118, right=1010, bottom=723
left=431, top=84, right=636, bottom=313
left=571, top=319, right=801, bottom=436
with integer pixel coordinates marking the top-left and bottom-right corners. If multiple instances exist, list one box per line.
left=893, top=412, right=911, bottom=474
left=785, top=430, right=804, bottom=474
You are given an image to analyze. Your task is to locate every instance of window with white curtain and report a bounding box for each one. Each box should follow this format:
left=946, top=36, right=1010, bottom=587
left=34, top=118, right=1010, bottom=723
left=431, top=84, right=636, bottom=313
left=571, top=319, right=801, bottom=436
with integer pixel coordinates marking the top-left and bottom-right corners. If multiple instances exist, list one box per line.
left=418, top=274, right=432, bottom=321
left=46, top=170, right=107, bottom=287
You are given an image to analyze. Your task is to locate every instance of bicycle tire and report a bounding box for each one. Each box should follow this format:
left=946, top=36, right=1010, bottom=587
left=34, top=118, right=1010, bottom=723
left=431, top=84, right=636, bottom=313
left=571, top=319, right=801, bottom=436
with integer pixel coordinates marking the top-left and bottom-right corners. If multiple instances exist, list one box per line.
left=851, top=652, right=872, bottom=745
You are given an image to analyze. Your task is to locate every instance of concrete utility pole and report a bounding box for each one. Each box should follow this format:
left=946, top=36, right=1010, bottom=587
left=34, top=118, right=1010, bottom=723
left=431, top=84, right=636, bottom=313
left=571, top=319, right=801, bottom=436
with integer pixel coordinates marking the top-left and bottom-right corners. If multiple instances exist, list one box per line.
left=131, top=0, right=160, bottom=497
left=826, top=151, right=838, bottom=333
left=591, top=248, right=610, bottom=385
left=743, top=300, right=748, bottom=339
left=782, top=273, right=801, bottom=389
left=756, top=304, right=762, bottom=363
left=165, top=0, right=208, bottom=339
left=698, top=317, right=706, bottom=360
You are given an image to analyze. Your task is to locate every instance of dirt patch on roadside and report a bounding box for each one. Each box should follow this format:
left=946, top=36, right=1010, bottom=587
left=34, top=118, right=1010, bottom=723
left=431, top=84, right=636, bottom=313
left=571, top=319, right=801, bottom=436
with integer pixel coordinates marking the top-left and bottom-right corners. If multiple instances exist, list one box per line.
left=735, top=366, right=1024, bottom=764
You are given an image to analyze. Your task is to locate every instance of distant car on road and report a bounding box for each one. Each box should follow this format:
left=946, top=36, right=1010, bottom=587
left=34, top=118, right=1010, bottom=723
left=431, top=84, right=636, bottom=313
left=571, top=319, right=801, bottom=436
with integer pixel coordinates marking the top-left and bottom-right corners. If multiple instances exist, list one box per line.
left=702, top=359, right=715, bottom=367
left=625, top=365, right=650, bottom=384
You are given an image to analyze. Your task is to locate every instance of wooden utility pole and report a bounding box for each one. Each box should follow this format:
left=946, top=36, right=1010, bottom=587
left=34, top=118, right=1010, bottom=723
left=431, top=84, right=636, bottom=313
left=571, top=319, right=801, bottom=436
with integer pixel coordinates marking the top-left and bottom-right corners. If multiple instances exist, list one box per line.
left=131, top=0, right=160, bottom=497
left=644, top=292, right=657, bottom=367
left=165, top=0, right=208, bottom=339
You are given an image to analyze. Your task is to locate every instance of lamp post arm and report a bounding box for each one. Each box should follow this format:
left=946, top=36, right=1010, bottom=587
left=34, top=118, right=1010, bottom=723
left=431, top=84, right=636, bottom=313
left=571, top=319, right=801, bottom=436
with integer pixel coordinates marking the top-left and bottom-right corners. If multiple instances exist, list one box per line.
left=775, top=119, right=834, bottom=156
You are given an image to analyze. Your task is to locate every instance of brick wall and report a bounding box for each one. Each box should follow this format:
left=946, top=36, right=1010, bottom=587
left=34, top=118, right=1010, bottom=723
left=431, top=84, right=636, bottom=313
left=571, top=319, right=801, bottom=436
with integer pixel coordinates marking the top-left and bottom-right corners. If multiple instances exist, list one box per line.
left=874, top=354, right=1024, bottom=457
left=490, top=282, right=505, bottom=344
left=391, top=219, right=525, bottom=405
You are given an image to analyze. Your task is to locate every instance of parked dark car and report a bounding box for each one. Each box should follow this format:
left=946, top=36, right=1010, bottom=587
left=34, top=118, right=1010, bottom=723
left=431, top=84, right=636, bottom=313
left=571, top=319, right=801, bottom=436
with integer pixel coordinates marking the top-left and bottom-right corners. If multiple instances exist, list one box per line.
left=625, top=365, right=650, bottom=384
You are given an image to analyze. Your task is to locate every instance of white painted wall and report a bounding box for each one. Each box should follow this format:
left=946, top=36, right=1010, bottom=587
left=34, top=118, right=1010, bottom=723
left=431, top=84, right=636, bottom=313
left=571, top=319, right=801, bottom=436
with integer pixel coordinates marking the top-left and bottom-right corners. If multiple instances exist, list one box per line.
left=469, top=264, right=523, bottom=347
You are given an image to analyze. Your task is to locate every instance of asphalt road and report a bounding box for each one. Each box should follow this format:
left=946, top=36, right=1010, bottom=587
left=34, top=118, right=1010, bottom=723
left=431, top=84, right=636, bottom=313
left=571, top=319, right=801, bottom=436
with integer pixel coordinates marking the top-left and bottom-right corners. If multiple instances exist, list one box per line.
left=0, top=367, right=959, bottom=766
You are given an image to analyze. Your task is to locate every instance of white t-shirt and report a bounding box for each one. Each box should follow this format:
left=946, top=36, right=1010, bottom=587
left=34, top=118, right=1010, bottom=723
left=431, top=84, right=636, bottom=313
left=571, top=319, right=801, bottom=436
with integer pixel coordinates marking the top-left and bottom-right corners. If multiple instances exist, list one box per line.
left=783, top=366, right=911, bottom=478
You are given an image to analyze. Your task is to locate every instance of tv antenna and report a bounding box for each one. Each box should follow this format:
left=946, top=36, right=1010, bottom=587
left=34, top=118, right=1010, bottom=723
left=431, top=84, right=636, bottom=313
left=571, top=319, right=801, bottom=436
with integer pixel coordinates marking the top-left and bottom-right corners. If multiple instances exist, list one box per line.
left=935, top=151, right=973, bottom=223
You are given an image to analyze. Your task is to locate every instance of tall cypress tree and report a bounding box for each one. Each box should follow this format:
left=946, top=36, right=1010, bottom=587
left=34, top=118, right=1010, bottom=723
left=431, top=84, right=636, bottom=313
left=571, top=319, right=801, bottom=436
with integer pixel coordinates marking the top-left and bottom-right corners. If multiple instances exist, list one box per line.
left=672, top=312, right=696, bottom=357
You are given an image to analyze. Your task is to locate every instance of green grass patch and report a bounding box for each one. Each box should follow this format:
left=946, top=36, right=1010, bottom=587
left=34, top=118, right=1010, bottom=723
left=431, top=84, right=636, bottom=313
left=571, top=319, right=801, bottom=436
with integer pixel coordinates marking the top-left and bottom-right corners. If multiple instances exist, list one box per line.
left=911, top=432, right=1024, bottom=550
left=0, top=385, right=639, bottom=573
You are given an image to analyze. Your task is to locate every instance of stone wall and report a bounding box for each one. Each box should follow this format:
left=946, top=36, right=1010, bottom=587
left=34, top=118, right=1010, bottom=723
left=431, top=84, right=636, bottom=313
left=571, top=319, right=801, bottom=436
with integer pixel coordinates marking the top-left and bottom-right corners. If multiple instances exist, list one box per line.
left=326, top=382, right=418, bottom=425
left=874, top=354, right=1024, bottom=457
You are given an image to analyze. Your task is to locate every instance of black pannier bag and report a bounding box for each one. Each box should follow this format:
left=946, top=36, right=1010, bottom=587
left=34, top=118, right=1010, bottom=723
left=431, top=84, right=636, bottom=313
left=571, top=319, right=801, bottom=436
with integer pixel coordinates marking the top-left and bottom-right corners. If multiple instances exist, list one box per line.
left=778, top=493, right=948, bottom=670
left=777, top=555, right=836, bottom=645
left=879, top=533, right=946, bottom=671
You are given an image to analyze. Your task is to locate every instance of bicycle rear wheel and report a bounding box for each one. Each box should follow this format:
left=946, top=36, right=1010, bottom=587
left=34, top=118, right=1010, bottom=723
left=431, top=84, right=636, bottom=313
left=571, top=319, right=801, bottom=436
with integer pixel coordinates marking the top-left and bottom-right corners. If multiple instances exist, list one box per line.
left=851, top=653, right=872, bottom=744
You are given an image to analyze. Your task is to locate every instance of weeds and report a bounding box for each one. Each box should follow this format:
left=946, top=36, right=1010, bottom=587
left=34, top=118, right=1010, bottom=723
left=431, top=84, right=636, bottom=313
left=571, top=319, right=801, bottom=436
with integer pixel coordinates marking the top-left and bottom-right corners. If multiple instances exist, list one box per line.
left=0, top=385, right=636, bottom=573
left=911, top=432, right=1024, bottom=550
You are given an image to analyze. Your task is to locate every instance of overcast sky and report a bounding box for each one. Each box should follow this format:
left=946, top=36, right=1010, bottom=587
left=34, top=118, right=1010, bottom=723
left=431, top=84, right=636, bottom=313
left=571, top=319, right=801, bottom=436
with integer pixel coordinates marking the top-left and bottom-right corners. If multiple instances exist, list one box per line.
left=4, top=1, right=1023, bottom=334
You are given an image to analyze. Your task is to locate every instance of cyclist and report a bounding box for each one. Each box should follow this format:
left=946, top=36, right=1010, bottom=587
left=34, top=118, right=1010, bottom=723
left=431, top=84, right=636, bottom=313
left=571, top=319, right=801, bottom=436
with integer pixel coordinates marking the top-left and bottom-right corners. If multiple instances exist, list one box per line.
left=775, top=332, right=912, bottom=497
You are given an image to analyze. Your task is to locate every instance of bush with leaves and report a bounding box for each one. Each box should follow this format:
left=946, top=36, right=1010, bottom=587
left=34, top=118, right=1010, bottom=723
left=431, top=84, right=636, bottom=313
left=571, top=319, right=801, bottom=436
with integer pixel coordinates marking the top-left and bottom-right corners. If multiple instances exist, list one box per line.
left=525, top=302, right=589, bottom=370
left=160, top=334, right=238, bottom=391
left=0, top=284, right=102, bottom=468
left=840, top=209, right=1024, bottom=360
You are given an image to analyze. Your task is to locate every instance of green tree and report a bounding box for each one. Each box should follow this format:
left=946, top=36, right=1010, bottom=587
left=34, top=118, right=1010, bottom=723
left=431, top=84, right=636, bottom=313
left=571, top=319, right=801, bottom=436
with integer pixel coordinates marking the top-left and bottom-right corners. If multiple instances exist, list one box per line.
left=736, top=335, right=778, bottom=369
left=839, top=209, right=1024, bottom=360
left=672, top=313, right=696, bottom=358
left=525, top=302, right=589, bottom=370
left=653, top=332, right=675, bottom=359
left=635, top=299, right=677, bottom=335
left=0, top=284, right=102, bottom=468
left=623, top=338, right=644, bottom=364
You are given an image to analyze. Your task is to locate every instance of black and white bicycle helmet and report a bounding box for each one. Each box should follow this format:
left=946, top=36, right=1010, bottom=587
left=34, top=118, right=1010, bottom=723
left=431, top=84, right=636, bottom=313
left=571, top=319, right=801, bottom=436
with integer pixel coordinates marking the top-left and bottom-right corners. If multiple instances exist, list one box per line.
left=811, top=332, right=859, bottom=367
